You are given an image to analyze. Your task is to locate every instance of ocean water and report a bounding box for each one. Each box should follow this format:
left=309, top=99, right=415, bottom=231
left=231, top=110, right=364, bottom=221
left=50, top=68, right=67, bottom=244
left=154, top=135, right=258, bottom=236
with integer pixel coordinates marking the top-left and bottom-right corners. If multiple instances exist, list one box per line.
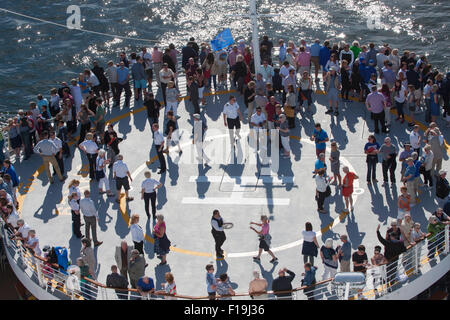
left=0, top=0, right=448, bottom=113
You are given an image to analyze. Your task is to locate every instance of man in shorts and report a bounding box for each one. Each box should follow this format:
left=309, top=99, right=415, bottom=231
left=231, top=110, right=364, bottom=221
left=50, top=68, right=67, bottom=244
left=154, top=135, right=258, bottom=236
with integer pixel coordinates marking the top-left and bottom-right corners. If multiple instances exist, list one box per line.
left=223, top=95, right=243, bottom=147
left=113, top=154, right=134, bottom=203
left=131, top=56, right=147, bottom=102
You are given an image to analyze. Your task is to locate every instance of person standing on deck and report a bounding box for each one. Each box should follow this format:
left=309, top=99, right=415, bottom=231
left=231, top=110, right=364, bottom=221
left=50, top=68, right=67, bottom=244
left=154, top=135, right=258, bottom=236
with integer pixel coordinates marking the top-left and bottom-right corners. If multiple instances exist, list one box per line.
left=151, top=123, right=166, bottom=174
left=366, top=85, right=389, bottom=134
left=141, top=171, right=162, bottom=219
left=211, top=209, right=226, bottom=259
left=114, top=240, right=133, bottom=280
left=223, top=96, right=243, bottom=147
left=113, top=154, right=134, bottom=203
left=310, top=123, right=329, bottom=158
left=33, top=131, right=65, bottom=183
left=79, top=190, right=103, bottom=247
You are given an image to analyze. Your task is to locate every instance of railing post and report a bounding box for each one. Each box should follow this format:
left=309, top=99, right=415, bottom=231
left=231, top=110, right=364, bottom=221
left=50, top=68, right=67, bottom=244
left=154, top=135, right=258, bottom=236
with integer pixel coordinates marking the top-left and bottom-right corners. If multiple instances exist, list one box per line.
left=35, top=258, right=46, bottom=288
left=102, top=286, right=108, bottom=300
left=413, top=244, right=419, bottom=275
left=444, top=225, right=449, bottom=255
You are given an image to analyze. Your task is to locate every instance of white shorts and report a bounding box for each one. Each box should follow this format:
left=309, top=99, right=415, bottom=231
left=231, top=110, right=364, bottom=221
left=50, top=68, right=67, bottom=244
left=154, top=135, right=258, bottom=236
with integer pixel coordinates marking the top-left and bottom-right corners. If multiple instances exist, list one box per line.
left=198, top=87, right=205, bottom=99
left=281, top=135, right=290, bottom=153
left=397, top=210, right=410, bottom=220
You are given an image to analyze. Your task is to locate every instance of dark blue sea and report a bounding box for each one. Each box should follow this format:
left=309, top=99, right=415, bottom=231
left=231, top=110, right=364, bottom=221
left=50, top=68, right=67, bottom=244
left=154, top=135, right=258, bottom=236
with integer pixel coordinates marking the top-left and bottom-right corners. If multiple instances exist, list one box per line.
left=0, top=0, right=449, bottom=114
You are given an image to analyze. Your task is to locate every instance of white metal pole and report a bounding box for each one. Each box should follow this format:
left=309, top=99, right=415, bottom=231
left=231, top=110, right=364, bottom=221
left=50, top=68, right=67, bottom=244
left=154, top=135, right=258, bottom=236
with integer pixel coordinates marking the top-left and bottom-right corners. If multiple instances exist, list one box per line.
left=445, top=225, right=449, bottom=255
left=250, top=0, right=261, bottom=73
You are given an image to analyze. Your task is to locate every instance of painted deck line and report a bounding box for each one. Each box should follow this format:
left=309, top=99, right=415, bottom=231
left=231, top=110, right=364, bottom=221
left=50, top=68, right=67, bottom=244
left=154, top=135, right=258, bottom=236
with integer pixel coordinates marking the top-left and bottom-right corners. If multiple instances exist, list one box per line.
left=188, top=175, right=295, bottom=185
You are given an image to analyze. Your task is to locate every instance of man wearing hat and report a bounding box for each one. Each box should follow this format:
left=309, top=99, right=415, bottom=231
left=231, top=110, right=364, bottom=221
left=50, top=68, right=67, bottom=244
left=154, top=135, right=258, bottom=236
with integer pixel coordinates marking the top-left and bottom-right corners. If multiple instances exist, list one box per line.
left=192, top=113, right=210, bottom=167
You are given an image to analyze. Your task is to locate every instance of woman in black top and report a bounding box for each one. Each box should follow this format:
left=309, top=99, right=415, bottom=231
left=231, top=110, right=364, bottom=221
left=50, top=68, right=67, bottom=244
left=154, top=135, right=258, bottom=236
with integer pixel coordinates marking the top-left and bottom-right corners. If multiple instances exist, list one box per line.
left=340, top=60, right=351, bottom=101
left=164, top=111, right=181, bottom=154
left=103, top=124, right=121, bottom=167
left=163, top=48, right=176, bottom=74
left=351, top=61, right=363, bottom=101
left=233, top=55, right=248, bottom=95
left=244, top=81, right=256, bottom=122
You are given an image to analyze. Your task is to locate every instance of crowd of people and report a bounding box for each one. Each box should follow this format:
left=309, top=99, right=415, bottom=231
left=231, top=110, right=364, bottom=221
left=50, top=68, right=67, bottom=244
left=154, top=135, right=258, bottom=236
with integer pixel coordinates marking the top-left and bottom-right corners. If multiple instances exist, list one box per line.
left=1, top=34, right=449, bottom=300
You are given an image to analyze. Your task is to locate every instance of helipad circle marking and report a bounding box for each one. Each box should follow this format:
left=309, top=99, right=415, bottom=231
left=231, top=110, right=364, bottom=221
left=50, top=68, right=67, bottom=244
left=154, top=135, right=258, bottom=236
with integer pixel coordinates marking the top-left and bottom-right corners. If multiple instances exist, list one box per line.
left=121, top=132, right=361, bottom=258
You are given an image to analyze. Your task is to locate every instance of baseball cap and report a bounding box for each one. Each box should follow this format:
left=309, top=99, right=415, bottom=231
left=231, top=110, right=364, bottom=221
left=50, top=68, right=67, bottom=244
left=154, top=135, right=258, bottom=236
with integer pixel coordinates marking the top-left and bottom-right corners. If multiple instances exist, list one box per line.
left=193, top=113, right=201, bottom=120
left=439, top=170, right=447, bottom=175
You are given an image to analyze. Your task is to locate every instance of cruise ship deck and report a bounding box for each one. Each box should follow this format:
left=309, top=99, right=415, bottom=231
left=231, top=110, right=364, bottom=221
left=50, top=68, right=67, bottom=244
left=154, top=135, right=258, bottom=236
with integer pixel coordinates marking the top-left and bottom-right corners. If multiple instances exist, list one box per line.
left=5, top=73, right=450, bottom=299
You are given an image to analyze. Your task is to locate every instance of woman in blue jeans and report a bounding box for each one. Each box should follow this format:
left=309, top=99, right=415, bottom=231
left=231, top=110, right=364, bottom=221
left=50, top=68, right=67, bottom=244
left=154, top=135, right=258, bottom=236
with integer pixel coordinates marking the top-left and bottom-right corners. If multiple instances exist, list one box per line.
left=364, top=135, right=380, bottom=184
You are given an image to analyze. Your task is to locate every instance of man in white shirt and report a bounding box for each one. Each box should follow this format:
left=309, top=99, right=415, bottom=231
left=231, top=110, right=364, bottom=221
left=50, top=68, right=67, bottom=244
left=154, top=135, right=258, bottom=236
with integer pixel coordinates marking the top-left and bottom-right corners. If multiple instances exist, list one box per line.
left=84, top=69, right=101, bottom=95
left=151, top=123, right=166, bottom=174
left=139, top=47, right=153, bottom=89
left=223, top=95, right=243, bottom=146
left=141, top=171, right=162, bottom=219
left=192, top=113, right=211, bottom=166
left=34, top=131, right=65, bottom=183
left=80, top=190, right=103, bottom=247
left=410, top=125, right=422, bottom=155
left=113, top=154, right=134, bottom=203
left=250, top=107, right=267, bottom=151
left=49, top=131, right=64, bottom=177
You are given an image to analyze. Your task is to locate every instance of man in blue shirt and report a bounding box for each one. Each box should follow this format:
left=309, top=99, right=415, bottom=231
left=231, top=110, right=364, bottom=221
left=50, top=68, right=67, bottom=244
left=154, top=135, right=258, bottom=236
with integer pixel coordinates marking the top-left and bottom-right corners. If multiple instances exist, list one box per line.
left=314, top=153, right=327, bottom=176
left=117, top=61, right=132, bottom=108
left=310, top=123, right=329, bottom=158
left=310, top=39, right=322, bottom=81
left=402, top=158, right=418, bottom=206
left=278, top=39, right=286, bottom=64
left=337, top=234, right=352, bottom=272
left=137, top=276, right=154, bottom=299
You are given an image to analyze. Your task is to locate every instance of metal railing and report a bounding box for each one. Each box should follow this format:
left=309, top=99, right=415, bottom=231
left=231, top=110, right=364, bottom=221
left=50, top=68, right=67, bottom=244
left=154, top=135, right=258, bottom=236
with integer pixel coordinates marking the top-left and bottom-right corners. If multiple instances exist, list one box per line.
left=1, top=218, right=449, bottom=300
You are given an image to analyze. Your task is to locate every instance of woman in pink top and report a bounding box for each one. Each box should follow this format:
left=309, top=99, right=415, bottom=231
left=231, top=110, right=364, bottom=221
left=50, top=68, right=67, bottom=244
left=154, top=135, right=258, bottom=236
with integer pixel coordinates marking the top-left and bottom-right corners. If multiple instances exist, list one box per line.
left=250, top=215, right=278, bottom=263
left=153, top=214, right=171, bottom=265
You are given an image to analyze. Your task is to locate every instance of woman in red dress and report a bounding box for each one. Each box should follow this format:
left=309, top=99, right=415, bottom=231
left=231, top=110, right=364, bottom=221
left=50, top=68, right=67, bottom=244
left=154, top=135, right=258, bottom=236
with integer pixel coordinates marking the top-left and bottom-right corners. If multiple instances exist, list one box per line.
left=342, top=166, right=358, bottom=212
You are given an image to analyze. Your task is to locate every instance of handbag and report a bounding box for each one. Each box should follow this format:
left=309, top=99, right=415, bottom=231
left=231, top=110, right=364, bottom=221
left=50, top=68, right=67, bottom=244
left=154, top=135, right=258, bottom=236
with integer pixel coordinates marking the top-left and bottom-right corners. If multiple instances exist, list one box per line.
left=419, top=164, right=426, bottom=174
left=95, top=170, right=105, bottom=180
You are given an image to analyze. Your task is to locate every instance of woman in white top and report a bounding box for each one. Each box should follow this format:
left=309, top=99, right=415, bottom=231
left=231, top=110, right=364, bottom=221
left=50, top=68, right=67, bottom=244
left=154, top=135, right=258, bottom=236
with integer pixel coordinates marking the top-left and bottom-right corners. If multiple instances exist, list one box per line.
left=96, top=149, right=114, bottom=197
left=301, top=222, right=320, bottom=265
left=141, top=171, right=163, bottom=219
left=130, top=213, right=145, bottom=254
left=315, top=168, right=329, bottom=214
left=392, top=79, right=407, bottom=123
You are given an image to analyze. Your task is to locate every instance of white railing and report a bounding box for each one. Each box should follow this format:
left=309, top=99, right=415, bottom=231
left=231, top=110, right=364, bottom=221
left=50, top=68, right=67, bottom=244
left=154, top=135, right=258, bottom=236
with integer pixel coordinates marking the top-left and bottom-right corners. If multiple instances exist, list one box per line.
left=1, top=218, right=449, bottom=300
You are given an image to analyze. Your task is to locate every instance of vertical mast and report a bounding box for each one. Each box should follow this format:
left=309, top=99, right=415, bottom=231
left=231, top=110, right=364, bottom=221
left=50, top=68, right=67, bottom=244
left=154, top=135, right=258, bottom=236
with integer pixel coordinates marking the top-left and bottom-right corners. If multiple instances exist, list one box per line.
left=250, top=0, right=261, bottom=71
